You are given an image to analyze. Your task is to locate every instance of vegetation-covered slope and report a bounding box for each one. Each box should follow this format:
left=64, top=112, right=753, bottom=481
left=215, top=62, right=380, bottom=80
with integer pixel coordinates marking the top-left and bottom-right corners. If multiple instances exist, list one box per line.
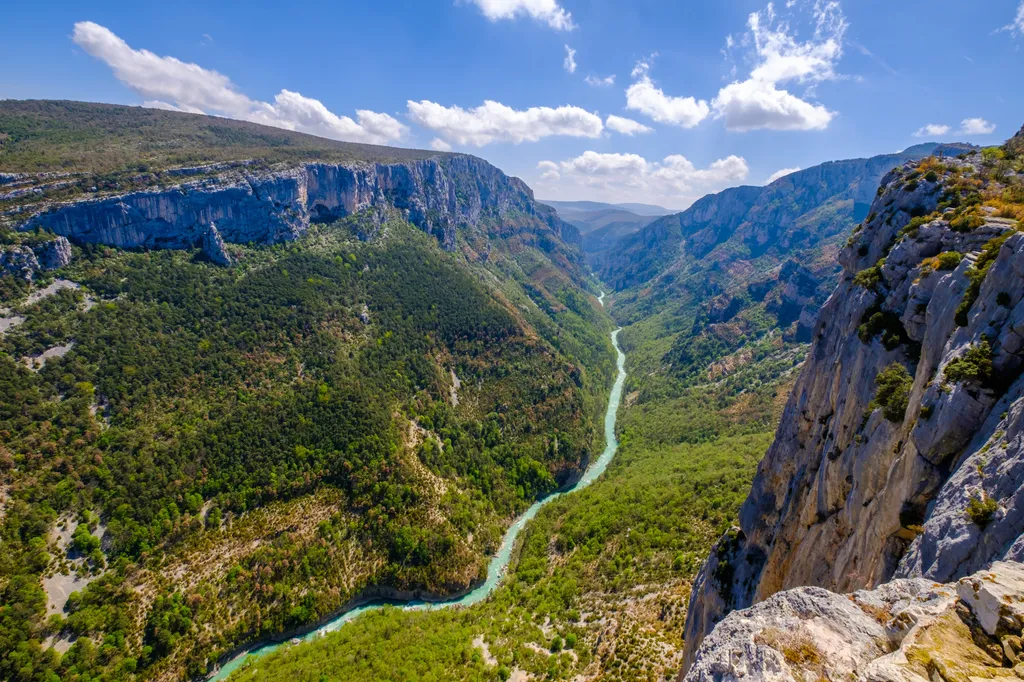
left=0, top=100, right=444, bottom=174
left=0, top=104, right=615, bottom=682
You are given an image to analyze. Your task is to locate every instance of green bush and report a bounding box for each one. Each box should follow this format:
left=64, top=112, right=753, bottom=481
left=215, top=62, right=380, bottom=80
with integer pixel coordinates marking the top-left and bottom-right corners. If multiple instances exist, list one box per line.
left=944, top=341, right=993, bottom=385
left=936, top=251, right=963, bottom=270
left=966, top=495, right=998, bottom=529
left=872, top=363, right=914, bottom=423
left=854, top=260, right=885, bottom=289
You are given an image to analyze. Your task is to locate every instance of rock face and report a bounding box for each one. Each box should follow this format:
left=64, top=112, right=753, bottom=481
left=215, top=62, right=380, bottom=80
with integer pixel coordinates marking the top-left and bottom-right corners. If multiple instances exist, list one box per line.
left=600, top=144, right=973, bottom=293
left=0, top=236, right=72, bottom=280
left=683, top=144, right=1024, bottom=671
left=684, top=562, right=1024, bottom=682
left=16, top=156, right=580, bottom=264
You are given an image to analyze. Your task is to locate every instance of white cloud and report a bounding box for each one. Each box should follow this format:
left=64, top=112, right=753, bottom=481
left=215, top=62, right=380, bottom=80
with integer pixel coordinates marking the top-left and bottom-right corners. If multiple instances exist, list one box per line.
left=913, top=123, right=952, bottom=138
left=430, top=138, right=453, bottom=152
left=406, top=99, right=603, bottom=146
left=465, top=0, right=575, bottom=31
left=1004, top=1, right=1024, bottom=36
left=563, top=45, right=577, bottom=74
left=537, top=160, right=561, bottom=181
left=605, top=115, right=653, bottom=136
left=584, top=74, right=615, bottom=87
left=711, top=1, right=846, bottom=131
left=960, top=117, right=996, bottom=136
left=536, top=150, right=749, bottom=207
left=625, top=70, right=711, bottom=129
left=765, top=167, right=801, bottom=184
left=712, top=78, right=832, bottom=132
left=72, top=21, right=406, bottom=145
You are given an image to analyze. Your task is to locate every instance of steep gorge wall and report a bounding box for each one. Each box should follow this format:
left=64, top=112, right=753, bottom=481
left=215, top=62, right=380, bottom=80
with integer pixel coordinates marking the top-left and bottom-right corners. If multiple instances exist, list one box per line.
left=14, top=155, right=580, bottom=263
left=683, top=146, right=1024, bottom=671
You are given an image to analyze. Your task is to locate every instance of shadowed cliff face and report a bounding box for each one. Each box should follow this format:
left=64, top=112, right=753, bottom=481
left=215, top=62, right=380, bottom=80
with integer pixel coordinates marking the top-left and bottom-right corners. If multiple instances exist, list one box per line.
left=681, top=136, right=1024, bottom=673
left=598, top=146, right=972, bottom=295
left=13, top=154, right=581, bottom=266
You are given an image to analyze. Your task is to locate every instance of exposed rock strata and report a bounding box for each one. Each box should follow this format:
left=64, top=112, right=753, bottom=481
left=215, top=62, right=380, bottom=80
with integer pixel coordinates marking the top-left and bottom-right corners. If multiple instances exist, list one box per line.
left=0, top=236, right=72, bottom=280
left=684, top=561, right=1024, bottom=682
left=14, top=156, right=580, bottom=264
left=684, top=147, right=1024, bottom=671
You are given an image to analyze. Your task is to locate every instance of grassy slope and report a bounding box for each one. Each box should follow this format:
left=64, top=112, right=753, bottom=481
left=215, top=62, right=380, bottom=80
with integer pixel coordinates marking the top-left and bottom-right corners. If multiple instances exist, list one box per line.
left=0, top=100, right=444, bottom=173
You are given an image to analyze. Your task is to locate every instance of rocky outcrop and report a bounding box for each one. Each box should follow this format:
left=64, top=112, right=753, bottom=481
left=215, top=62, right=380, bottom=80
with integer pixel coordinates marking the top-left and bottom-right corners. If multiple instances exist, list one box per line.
left=684, top=561, right=1024, bottom=682
left=1, top=236, right=72, bottom=280
left=600, top=144, right=973, bottom=292
left=683, top=142, right=1024, bottom=671
left=15, top=155, right=579, bottom=265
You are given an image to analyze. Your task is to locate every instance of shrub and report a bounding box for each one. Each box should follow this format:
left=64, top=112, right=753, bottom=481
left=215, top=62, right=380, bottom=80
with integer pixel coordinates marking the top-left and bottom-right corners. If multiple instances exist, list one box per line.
left=550, top=636, right=563, bottom=653
left=936, top=251, right=963, bottom=270
left=950, top=211, right=985, bottom=233
left=854, top=259, right=886, bottom=289
left=944, top=341, right=993, bottom=385
left=924, top=170, right=939, bottom=183
left=872, top=363, right=914, bottom=423
left=919, top=404, right=933, bottom=420
left=966, top=495, right=998, bottom=529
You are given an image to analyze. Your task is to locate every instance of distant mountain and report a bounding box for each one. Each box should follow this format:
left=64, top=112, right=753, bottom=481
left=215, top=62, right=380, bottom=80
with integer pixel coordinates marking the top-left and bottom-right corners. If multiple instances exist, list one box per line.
left=540, top=200, right=674, bottom=219
left=539, top=200, right=674, bottom=265
left=613, top=202, right=677, bottom=216
left=600, top=142, right=976, bottom=384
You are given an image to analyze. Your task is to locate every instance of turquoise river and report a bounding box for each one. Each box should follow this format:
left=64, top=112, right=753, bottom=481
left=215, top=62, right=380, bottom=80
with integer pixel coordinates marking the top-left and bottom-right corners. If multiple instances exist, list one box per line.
left=211, top=326, right=627, bottom=680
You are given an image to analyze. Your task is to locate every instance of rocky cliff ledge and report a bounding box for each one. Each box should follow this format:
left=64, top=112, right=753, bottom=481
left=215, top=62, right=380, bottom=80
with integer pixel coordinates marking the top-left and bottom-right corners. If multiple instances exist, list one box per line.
left=0, top=236, right=72, bottom=280
left=9, top=155, right=579, bottom=264
left=683, top=137, right=1024, bottom=673
left=685, top=562, right=1024, bottom=682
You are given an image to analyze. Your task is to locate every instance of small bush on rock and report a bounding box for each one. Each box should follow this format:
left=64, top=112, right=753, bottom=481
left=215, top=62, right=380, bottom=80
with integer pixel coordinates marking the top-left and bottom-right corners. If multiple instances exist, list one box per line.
left=944, top=340, right=993, bottom=385
left=872, top=363, right=914, bottom=422
left=966, top=495, right=998, bottom=529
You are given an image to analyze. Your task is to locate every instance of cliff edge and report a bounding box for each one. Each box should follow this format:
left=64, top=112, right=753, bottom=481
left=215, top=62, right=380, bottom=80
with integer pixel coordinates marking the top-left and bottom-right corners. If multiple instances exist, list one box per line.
left=683, top=130, right=1024, bottom=673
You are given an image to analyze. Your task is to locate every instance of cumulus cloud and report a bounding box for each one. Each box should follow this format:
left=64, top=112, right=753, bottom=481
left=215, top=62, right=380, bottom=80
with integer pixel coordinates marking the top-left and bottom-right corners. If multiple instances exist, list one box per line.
left=72, top=21, right=406, bottom=145
left=537, top=160, right=561, bottom=181
left=430, top=138, right=453, bottom=152
left=536, top=150, right=749, bottom=207
left=712, top=1, right=846, bottom=131
left=913, top=123, right=952, bottom=138
left=765, top=167, right=801, bottom=184
left=465, top=0, right=575, bottom=31
left=406, top=99, right=603, bottom=146
left=563, top=45, right=577, bottom=74
left=960, top=117, right=996, bottom=136
left=605, top=115, right=653, bottom=136
left=585, top=74, right=615, bottom=87
left=625, top=65, right=711, bottom=128
left=712, top=79, right=832, bottom=132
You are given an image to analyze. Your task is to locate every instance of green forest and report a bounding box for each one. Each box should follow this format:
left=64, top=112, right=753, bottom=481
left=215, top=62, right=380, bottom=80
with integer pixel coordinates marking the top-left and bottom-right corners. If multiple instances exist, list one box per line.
left=0, top=210, right=614, bottom=681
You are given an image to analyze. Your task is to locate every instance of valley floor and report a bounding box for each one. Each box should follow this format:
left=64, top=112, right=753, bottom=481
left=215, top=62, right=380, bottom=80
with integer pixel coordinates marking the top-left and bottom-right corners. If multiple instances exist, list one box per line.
left=225, top=303, right=799, bottom=682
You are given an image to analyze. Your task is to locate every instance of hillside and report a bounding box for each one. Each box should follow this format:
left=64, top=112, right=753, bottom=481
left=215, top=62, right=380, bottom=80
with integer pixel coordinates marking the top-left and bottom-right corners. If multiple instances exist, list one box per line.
left=599, top=144, right=974, bottom=422
left=682, top=130, right=1024, bottom=675
left=0, top=102, right=615, bottom=681
left=0, top=100, right=443, bottom=173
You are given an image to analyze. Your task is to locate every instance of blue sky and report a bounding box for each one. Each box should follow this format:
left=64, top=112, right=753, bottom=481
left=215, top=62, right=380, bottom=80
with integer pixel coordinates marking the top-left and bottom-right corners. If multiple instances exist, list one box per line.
left=1, top=0, right=1022, bottom=209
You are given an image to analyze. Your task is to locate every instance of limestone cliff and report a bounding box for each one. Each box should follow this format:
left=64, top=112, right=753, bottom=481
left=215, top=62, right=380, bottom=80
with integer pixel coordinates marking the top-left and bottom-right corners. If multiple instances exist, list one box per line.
left=0, top=236, right=72, bottom=280
left=685, top=562, right=1024, bottom=682
left=683, top=138, right=1024, bottom=672
left=11, top=155, right=580, bottom=265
